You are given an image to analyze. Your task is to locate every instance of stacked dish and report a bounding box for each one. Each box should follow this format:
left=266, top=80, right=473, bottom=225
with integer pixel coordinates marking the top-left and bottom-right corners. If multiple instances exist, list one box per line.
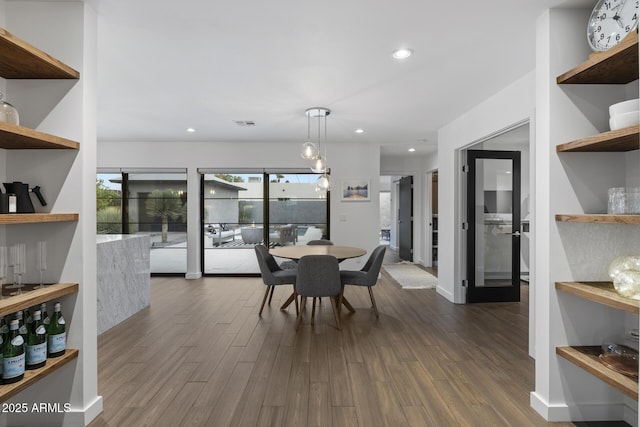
left=609, top=98, right=640, bottom=130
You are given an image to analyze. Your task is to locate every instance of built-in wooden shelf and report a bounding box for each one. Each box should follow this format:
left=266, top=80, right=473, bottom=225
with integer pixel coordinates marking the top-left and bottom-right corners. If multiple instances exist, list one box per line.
left=557, top=30, right=638, bottom=84
left=557, top=346, right=638, bottom=400
left=0, top=122, right=79, bottom=150
left=0, top=214, right=78, bottom=225
left=556, top=281, right=639, bottom=314
left=0, top=283, right=78, bottom=318
left=0, top=28, right=79, bottom=79
left=556, top=126, right=639, bottom=152
left=0, top=349, right=78, bottom=402
left=555, top=214, right=640, bottom=224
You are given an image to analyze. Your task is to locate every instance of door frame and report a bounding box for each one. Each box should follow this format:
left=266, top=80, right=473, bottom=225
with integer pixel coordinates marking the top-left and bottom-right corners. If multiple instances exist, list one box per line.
left=465, top=149, right=521, bottom=303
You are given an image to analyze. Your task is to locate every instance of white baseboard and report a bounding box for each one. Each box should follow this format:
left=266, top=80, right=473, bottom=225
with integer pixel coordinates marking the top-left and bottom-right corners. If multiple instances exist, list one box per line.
left=530, top=392, right=635, bottom=425
left=436, top=285, right=454, bottom=303
left=185, top=272, right=202, bottom=280
left=64, top=395, right=104, bottom=426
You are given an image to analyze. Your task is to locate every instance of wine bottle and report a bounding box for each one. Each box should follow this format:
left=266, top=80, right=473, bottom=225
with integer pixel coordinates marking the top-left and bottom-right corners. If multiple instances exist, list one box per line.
left=3, top=319, right=25, bottom=384
left=47, top=302, right=66, bottom=358
left=26, top=310, right=46, bottom=370
left=0, top=316, right=8, bottom=345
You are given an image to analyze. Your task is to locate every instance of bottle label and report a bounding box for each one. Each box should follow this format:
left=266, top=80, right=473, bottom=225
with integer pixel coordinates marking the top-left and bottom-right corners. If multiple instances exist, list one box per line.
left=11, top=336, right=23, bottom=346
left=35, top=325, right=46, bottom=335
left=18, top=325, right=27, bottom=335
left=3, top=354, right=24, bottom=379
left=26, top=342, right=47, bottom=365
left=43, top=318, right=50, bottom=326
left=58, top=317, right=65, bottom=325
left=48, top=333, right=66, bottom=353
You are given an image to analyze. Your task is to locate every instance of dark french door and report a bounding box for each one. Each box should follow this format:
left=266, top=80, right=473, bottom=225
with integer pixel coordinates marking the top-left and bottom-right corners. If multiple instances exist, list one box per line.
left=465, top=150, right=521, bottom=303
left=398, top=176, right=413, bottom=262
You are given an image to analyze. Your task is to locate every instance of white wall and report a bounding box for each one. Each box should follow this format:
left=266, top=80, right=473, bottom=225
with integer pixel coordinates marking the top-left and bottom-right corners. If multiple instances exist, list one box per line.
left=437, top=72, right=535, bottom=304
left=532, top=8, right=639, bottom=424
left=98, top=140, right=381, bottom=275
left=2, top=1, right=101, bottom=425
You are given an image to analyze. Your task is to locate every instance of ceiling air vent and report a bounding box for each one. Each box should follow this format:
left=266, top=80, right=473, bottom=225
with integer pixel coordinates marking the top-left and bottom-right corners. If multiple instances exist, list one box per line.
left=234, top=120, right=255, bottom=126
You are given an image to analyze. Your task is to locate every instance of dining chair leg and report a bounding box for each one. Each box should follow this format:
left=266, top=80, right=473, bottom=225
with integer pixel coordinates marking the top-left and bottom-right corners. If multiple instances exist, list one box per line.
left=268, top=285, right=275, bottom=305
left=368, top=286, right=379, bottom=318
left=337, top=286, right=344, bottom=316
left=330, top=296, right=341, bottom=330
left=311, top=298, right=317, bottom=326
left=259, top=286, right=271, bottom=316
left=296, top=296, right=307, bottom=331
left=294, top=288, right=299, bottom=315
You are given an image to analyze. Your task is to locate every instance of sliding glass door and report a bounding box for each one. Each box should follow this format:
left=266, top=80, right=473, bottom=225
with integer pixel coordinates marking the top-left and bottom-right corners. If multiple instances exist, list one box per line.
left=96, top=170, right=188, bottom=274
left=202, top=170, right=329, bottom=275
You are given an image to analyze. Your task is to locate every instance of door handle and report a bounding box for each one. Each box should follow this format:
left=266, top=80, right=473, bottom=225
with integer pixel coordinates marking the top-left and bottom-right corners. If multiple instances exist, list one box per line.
left=512, top=231, right=521, bottom=237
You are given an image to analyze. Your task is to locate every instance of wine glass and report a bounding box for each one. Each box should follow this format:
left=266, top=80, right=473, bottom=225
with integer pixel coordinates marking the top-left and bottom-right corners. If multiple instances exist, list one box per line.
left=10, top=243, right=25, bottom=295
left=37, top=241, right=47, bottom=289
left=5, top=244, right=17, bottom=291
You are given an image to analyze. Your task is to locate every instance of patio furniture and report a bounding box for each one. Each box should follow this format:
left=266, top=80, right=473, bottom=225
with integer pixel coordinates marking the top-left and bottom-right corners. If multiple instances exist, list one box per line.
left=241, top=226, right=263, bottom=244
left=296, top=226, right=323, bottom=245
left=295, top=255, right=342, bottom=331
left=269, top=224, right=297, bottom=246
left=254, top=244, right=298, bottom=316
left=206, top=223, right=237, bottom=246
left=339, top=245, right=386, bottom=318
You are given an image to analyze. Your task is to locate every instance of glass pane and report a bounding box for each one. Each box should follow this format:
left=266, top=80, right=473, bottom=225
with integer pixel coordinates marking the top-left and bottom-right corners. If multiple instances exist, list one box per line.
left=474, top=158, right=513, bottom=288
left=203, top=173, right=264, bottom=274
left=96, top=174, right=122, bottom=234
left=127, top=173, right=187, bottom=274
left=267, top=173, right=328, bottom=247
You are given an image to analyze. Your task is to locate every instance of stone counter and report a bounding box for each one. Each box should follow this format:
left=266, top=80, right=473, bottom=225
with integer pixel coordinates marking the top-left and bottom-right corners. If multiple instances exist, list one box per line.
left=97, top=234, right=150, bottom=335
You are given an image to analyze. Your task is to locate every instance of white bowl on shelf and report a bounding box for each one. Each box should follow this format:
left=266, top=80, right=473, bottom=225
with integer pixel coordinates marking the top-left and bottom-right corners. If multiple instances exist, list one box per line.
left=609, top=110, right=640, bottom=130
left=610, top=98, right=640, bottom=117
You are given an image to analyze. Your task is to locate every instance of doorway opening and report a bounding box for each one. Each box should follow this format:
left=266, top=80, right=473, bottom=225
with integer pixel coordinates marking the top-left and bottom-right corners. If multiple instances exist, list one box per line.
left=461, top=123, right=531, bottom=303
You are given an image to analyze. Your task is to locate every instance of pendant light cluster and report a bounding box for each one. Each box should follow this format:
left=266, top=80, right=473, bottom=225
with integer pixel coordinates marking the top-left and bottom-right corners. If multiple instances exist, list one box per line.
left=300, top=107, right=331, bottom=191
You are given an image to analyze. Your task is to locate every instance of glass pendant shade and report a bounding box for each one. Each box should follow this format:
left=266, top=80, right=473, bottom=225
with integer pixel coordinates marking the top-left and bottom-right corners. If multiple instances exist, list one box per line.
left=311, top=156, right=326, bottom=174
left=300, top=141, right=318, bottom=160
left=316, top=175, right=330, bottom=191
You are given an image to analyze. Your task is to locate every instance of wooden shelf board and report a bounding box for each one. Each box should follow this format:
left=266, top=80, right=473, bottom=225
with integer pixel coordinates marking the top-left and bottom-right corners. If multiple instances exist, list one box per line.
left=0, top=214, right=78, bottom=225
left=556, top=281, right=639, bottom=314
left=557, top=346, right=638, bottom=400
left=0, top=349, right=78, bottom=402
left=0, top=122, right=79, bottom=150
left=556, top=126, right=639, bottom=152
left=0, top=28, right=79, bottom=79
left=557, top=31, right=638, bottom=84
left=555, top=214, right=640, bottom=224
left=0, top=283, right=78, bottom=318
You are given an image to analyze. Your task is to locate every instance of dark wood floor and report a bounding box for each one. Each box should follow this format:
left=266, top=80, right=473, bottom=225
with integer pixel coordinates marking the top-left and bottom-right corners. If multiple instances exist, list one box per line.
left=88, top=271, right=626, bottom=427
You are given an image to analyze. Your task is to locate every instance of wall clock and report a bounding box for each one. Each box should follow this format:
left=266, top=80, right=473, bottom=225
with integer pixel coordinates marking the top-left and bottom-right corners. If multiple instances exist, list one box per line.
left=587, top=0, right=639, bottom=51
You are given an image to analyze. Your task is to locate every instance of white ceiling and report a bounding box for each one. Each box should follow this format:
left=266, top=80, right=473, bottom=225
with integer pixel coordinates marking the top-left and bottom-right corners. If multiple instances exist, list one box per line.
left=96, top=0, right=594, bottom=157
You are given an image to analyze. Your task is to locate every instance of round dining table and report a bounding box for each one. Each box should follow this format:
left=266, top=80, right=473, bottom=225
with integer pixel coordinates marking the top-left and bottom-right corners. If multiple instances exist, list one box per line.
left=270, top=245, right=367, bottom=312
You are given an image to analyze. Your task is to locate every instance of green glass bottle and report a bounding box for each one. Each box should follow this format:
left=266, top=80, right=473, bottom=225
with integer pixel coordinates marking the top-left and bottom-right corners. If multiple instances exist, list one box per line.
left=3, top=319, right=25, bottom=384
left=24, top=308, right=33, bottom=329
left=47, top=302, right=66, bottom=358
left=0, top=316, right=8, bottom=345
left=16, top=310, right=27, bottom=340
left=40, top=303, right=49, bottom=328
left=26, top=310, right=46, bottom=370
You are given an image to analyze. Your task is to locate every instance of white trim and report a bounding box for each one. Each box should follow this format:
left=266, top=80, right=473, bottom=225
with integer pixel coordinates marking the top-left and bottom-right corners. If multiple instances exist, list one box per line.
left=185, top=272, right=202, bottom=280
left=530, top=392, right=635, bottom=424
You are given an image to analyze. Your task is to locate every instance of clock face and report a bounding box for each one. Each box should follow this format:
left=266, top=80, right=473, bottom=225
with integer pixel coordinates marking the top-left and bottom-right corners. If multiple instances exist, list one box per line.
left=587, top=0, right=639, bottom=51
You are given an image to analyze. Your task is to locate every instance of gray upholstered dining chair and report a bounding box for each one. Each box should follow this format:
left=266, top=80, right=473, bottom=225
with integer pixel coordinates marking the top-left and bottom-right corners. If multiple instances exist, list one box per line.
left=295, top=255, right=342, bottom=331
left=306, top=239, right=334, bottom=245
left=339, top=245, right=386, bottom=318
left=254, top=244, right=298, bottom=316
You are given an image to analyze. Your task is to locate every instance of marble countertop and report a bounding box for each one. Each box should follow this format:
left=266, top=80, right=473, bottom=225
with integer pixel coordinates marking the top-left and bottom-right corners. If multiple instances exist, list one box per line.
left=97, top=234, right=148, bottom=244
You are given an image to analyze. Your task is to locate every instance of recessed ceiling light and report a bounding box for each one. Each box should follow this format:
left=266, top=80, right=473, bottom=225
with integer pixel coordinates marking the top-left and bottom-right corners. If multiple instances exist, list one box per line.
left=186, top=127, right=196, bottom=133
left=408, top=147, right=416, bottom=152
left=355, top=128, right=364, bottom=134
left=392, top=48, right=413, bottom=60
